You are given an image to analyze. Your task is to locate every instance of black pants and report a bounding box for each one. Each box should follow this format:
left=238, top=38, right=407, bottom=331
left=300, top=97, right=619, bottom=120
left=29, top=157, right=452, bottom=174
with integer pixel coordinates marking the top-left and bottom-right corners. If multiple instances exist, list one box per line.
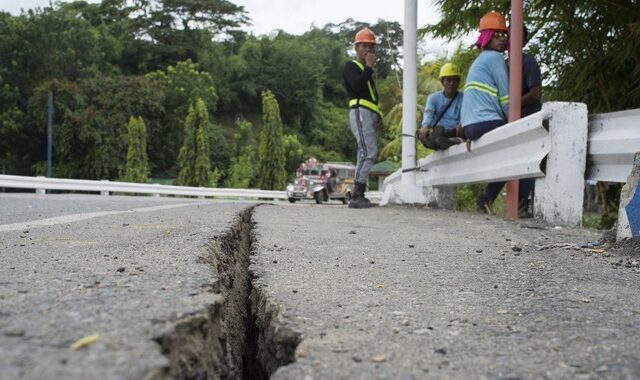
left=465, top=119, right=534, bottom=210
left=478, top=178, right=535, bottom=209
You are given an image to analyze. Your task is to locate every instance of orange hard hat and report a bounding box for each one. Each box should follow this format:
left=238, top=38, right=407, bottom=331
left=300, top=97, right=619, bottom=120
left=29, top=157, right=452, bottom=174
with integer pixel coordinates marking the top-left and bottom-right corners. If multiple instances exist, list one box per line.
left=479, top=11, right=507, bottom=31
left=354, top=27, right=376, bottom=44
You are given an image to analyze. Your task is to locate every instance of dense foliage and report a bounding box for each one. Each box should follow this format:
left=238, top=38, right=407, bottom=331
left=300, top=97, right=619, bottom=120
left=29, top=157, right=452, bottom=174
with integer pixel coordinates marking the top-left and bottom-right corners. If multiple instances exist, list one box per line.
left=257, top=90, right=287, bottom=190
left=0, top=0, right=633, bottom=195
left=424, top=0, right=640, bottom=113
left=0, top=1, right=404, bottom=183
left=122, top=116, right=150, bottom=183
left=176, top=98, right=219, bottom=187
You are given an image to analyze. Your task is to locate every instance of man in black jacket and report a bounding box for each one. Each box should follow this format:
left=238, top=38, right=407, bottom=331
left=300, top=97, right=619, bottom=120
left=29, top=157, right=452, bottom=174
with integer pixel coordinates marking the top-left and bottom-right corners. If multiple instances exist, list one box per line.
left=342, top=27, right=384, bottom=209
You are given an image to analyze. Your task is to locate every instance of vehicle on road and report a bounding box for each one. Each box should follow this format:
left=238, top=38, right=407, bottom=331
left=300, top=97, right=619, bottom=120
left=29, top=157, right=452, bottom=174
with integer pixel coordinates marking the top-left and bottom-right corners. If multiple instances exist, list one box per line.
left=286, top=158, right=355, bottom=204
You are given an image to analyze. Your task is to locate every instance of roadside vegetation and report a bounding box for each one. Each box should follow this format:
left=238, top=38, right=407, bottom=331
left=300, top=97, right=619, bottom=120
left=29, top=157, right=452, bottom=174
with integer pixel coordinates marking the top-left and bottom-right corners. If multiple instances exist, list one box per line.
left=0, top=0, right=636, bottom=227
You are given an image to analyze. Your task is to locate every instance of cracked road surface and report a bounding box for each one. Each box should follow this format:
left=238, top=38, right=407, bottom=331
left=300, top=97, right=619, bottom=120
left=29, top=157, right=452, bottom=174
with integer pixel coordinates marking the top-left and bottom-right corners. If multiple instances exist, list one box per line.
left=253, top=204, right=640, bottom=379
left=1, top=195, right=639, bottom=379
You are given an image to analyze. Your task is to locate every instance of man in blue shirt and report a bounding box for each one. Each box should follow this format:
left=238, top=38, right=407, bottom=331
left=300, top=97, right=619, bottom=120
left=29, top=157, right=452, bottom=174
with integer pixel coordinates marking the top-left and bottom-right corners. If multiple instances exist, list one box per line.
left=417, top=63, right=464, bottom=150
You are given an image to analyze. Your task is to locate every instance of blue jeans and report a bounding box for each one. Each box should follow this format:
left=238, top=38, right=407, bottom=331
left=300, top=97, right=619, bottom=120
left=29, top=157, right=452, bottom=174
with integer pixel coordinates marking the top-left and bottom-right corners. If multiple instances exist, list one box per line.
left=349, top=107, right=379, bottom=184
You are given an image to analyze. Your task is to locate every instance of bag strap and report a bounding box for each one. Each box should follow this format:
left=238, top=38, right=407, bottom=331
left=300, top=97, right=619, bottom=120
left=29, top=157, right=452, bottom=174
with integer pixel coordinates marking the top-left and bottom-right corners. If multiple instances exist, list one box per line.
left=432, top=91, right=458, bottom=128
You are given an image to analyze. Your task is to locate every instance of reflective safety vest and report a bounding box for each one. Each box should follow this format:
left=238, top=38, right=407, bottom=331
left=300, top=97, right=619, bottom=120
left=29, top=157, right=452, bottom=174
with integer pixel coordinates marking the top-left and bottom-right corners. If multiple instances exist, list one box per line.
left=348, top=60, right=383, bottom=117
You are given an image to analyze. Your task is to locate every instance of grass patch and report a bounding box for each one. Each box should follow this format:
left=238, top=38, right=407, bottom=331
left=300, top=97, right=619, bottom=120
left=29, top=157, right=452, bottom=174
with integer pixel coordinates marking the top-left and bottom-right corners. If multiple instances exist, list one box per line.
left=456, top=184, right=506, bottom=216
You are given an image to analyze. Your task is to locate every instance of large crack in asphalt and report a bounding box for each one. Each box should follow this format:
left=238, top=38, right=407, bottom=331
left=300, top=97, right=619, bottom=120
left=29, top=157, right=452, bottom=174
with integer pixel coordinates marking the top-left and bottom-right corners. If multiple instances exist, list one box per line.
left=147, top=206, right=300, bottom=379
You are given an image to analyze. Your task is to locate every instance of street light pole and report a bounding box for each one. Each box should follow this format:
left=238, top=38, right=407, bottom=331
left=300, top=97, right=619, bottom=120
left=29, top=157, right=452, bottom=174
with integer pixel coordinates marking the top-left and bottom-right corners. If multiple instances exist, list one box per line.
left=401, top=0, right=417, bottom=187
left=47, top=91, right=53, bottom=178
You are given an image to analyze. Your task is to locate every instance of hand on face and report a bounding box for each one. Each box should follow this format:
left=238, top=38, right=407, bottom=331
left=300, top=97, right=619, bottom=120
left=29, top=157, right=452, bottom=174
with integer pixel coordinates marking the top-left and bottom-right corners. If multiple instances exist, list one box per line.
left=357, top=43, right=377, bottom=67
left=365, top=51, right=377, bottom=67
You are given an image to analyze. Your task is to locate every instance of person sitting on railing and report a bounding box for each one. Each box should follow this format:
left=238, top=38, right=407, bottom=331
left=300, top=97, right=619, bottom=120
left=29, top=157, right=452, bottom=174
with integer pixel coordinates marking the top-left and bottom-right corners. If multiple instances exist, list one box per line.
left=460, top=11, right=512, bottom=214
left=460, top=10, right=510, bottom=142
left=477, top=25, right=543, bottom=216
left=417, top=63, right=465, bottom=150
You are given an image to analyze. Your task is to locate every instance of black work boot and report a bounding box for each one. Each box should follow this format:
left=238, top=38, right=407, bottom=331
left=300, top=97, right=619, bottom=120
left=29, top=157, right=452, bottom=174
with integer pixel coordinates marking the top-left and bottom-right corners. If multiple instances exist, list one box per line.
left=349, top=182, right=376, bottom=209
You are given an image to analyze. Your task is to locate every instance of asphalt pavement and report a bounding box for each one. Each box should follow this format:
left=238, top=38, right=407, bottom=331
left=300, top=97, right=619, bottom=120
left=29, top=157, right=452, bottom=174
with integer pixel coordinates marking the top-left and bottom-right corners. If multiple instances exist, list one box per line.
left=253, top=204, right=640, bottom=379
left=0, top=194, right=253, bottom=379
left=1, top=194, right=639, bottom=379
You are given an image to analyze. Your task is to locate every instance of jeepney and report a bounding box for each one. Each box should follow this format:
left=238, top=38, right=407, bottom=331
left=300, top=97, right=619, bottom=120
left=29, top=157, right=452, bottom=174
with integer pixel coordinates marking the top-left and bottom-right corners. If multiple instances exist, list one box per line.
left=286, top=158, right=355, bottom=204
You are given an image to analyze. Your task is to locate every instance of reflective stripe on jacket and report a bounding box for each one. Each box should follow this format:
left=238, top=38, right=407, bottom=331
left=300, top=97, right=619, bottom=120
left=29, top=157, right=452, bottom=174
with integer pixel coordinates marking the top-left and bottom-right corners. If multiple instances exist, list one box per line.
left=460, top=50, right=509, bottom=127
left=342, top=59, right=382, bottom=117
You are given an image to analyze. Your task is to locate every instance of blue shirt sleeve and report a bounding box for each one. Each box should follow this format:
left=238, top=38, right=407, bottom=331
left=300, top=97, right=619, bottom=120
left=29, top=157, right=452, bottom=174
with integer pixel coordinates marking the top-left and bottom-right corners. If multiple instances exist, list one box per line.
left=421, top=93, right=438, bottom=128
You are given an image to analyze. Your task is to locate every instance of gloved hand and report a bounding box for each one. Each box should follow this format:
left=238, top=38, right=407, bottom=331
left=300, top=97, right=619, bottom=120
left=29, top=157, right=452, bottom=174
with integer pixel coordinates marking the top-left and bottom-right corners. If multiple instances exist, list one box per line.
left=417, top=127, right=431, bottom=144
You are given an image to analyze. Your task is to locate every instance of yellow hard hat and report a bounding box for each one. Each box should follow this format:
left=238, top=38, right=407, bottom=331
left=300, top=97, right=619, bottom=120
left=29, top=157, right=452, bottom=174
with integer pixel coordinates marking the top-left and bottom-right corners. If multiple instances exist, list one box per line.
left=439, top=63, right=461, bottom=79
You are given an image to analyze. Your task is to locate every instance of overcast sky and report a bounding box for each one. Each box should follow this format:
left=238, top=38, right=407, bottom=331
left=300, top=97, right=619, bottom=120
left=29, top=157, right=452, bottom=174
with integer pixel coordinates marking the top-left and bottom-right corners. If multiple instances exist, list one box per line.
left=0, top=0, right=469, bottom=58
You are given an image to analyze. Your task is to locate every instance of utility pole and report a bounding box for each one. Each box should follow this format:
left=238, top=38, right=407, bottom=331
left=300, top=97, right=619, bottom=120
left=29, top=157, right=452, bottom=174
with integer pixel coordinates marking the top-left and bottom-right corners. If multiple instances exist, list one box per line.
left=47, top=91, right=53, bottom=178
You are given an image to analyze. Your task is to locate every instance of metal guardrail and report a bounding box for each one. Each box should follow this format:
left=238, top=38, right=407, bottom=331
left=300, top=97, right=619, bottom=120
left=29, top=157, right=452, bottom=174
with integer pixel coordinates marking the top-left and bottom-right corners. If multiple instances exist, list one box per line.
left=382, top=102, right=591, bottom=226
left=0, top=175, right=287, bottom=200
left=384, top=110, right=549, bottom=188
left=587, top=108, right=640, bottom=183
left=0, top=174, right=383, bottom=202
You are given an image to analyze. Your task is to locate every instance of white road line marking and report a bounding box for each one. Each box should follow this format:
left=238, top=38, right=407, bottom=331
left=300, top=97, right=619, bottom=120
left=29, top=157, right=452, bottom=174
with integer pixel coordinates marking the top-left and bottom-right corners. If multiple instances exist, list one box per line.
left=0, top=203, right=207, bottom=232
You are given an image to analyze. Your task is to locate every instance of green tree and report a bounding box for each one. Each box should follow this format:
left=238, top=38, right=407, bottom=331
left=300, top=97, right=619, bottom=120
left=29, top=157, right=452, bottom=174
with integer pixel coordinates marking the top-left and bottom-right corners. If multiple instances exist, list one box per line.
left=425, top=0, right=640, bottom=113
left=122, top=116, right=150, bottom=183
left=283, top=134, right=304, bottom=180
left=257, top=90, right=286, bottom=190
left=176, top=103, right=197, bottom=185
left=0, top=7, right=124, bottom=175
left=26, top=75, right=163, bottom=179
left=126, top=0, right=249, bottom=75
left=379, top=59, right=443, bottom=161
left=225, top=120, right=256, bottom=188
left=176, top=98, right=216, bottom=187
left=20, top=4, right=120, bottom=83
left=225, top=154, right=254, bottom=189
left=147, top=59, right=218, bottom=175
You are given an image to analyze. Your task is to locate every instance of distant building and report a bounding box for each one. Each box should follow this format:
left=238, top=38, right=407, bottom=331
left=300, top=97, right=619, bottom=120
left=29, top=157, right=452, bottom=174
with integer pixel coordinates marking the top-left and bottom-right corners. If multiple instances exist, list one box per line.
left=369, top=160, right=400, bottom=190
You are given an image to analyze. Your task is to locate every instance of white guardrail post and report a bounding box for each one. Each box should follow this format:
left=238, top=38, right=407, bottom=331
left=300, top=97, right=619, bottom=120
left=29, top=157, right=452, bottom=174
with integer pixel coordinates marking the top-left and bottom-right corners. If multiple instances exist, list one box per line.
left=100, top=180, right=110, bottom=196
left=36, top=176, right=47, bottom=195
left=533, top=102, right=588, bottom=226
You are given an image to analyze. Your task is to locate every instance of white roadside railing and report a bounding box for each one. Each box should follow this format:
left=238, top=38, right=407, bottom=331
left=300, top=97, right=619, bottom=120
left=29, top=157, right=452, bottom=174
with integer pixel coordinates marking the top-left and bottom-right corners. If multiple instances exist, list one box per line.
left=0, top=174, right=383, bottom=203
left=396, top=110, right=549, bottom=187
left=586, top=108, right=640, bottom=240
left=0, top=175, right=288, bottom=200
left=587, top=108, right=640, bottom=183
left=383, top=102, right=589, bottom=226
